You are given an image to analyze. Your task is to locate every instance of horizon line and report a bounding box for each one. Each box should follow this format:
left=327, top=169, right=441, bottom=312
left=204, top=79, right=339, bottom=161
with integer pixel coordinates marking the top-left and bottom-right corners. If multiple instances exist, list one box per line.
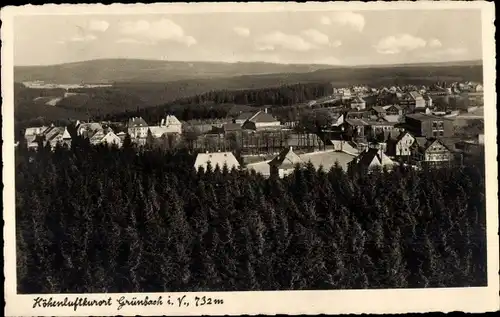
left=14, top=57, right=483, bottom=68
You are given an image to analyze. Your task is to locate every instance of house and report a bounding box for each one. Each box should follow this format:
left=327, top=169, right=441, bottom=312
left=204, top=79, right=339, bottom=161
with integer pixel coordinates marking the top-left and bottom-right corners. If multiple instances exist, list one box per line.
left=350, top=96, right=366, bottom=110
left=399, top=91, right=425, bottom=112
left=159, top=115, right=182, bottom=134
left=194, top=151, right=240, bottom=172
left=410, top=137, right=455, bottom=166
left=423, top=94, right=433, bottom=108
left=348, top=148, right=396, bottom=173
left=405, top=113, right=454, bottom=138
left=235, top=112, right=255, bottom=125
left=300, top=150, right=357, bottom=172
left=268, top=146, right=304, bottom=178
left=383, top=104, right=405, bottom=116
left=370, top=106, right=386, bottom=118
left=100, top=131, right=123, bottom=148
left=241, top=109, right=282, bottom=131
left=366, top=118, right=400, bottom=141
left=148, top=126, right=171, bottom=138
left=76, top=122, right=103, bottom=138
left=127, top=117, right=149, bottom=138
left=116, top=131, right=127, bottom=141
left=90, top=131, right=122, bottom=148
left=343, top=119, right=370, bottom=141
left=24, top=126, right=49, bottom=149
left=386, top=131, right=416, bottom=157
left=42, top=126, right=72, bottom=150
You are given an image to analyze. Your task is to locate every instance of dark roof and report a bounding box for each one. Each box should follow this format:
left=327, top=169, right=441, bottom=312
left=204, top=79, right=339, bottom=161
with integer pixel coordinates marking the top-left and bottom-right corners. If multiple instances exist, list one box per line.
left=223, top=123, right=242, bottom=132
left=269, top=147, right=303, bottom=168
left=236, top=112, right=255, bottom=121
left=345, top=119, right=369, bottom=126
left=355, top=148, right=380, bottom=168
left=128, top=117, right=148, bottom=127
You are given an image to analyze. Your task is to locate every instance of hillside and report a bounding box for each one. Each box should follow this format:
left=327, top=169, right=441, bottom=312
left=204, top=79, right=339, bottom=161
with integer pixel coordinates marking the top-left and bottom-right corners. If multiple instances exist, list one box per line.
left=14, top=58, right=482, bottom=84
left=14, top=59, right=338, bottom=84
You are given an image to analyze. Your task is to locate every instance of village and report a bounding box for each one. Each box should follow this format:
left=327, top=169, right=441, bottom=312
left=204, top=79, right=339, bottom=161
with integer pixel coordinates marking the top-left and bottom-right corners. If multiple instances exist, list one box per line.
left=20, top=80, right=485, bottom=178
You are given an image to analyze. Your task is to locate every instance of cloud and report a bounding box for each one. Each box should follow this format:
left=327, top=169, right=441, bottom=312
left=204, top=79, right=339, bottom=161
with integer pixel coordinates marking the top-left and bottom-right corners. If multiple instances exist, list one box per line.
left=428, top=38, right=443, bottom=48
left=68, top=34, right=97, bottom=42
left=88, top=19, right=109, bottom=32
left=374, top=34, right=427, bottom=54
left=300, top=29, right=330, bottom=46
left=321, top=11, right=365, bottom=32
left=115, top=38, right=153, bottom=45
left=119, top=19, right=197, bottom=46
left=233, top=26, right=250, bottom=37
left=255, top=31, right=315, bottom=52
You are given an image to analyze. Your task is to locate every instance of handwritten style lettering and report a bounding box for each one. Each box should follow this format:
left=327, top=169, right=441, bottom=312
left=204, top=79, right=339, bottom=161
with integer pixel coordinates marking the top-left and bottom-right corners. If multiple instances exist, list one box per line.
left=32, top=296, right=113, bottom=311
left=116, top=296, right=163, bottom=311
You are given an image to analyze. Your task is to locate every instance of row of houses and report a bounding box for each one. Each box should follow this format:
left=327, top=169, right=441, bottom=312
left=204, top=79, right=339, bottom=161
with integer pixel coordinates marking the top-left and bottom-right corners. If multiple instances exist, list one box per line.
left=195, top=127, right=482, bottom=179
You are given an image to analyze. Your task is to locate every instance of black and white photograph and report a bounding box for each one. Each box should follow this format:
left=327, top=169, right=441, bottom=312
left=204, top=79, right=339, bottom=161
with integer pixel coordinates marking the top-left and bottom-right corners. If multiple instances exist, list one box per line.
left=2, top=2, right=498, bottom=315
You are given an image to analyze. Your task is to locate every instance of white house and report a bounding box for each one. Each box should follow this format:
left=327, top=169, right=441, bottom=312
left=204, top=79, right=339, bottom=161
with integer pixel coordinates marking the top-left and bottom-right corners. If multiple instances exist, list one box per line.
left=268, top=146, right=303, bottom=178
left=194, top=151, right=240, bottom=172
left=159, top=115, right=183, bottom=134
left=127, top=117, right=149, bottom=138
left=100, top=131, right=123, bottom=148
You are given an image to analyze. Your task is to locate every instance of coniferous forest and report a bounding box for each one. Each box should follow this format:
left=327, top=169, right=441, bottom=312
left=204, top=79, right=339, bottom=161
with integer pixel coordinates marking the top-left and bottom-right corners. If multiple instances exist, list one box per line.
left=15, top=141, right=487, bottom=293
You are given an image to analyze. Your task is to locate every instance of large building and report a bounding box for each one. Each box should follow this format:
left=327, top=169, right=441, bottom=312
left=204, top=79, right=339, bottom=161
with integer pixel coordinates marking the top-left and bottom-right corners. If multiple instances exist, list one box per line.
left=399, top=91, right=426, bottom=112
left=241, top=109, right=282, bottom=131
left=268, top=146, right=303, bottom=178
left=127, top=117, right=149, bottom=138
left=404, top=113, right=454, bottom=138
left=194, top=151, right=240, bottom=172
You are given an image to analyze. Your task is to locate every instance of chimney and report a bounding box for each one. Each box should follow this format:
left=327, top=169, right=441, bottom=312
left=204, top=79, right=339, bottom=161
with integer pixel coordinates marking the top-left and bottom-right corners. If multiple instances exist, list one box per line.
left=206, top=151, right=209, bottom=154
left=289, top=146, right=293, bottom=152
left=265, top=108, right=268, bottom=114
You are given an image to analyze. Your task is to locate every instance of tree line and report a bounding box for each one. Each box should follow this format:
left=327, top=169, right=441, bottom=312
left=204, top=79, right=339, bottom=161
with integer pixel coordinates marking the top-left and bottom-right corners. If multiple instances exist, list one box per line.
left=102, top=82, right=333, bottom=124
left=15, top=142, right=486, bottom=293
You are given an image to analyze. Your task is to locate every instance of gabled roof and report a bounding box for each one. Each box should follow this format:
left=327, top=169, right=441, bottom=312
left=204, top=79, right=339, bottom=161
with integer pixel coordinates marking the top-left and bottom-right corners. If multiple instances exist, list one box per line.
left=345, top=119, right=369, bottom=126
left=269, top=147, right=303, bottom=169
left=351, top=96, right=365, bottom=103
left=162, top=115, right=182, bottom=126
left=395, top=131, right=415, bottom=143
left=128, top=117, right=148, bottom=128
left=194, top=152, right=240, bottom=171
left=354, top=148, right=395, bottom=169
left=372, top=106, right=386, bottom=114
left=248, top=111, right=279, bottom=123
left=408, top=91, right=423, bottom=100
left=382, top=115, right=401, bottom=123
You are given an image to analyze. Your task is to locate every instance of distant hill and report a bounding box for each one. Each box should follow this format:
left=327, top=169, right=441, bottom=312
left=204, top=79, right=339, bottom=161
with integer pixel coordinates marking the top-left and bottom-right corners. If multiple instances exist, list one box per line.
left=14, top=59, right=339, bottom=84
left=14, top=58, right=482, bottom=84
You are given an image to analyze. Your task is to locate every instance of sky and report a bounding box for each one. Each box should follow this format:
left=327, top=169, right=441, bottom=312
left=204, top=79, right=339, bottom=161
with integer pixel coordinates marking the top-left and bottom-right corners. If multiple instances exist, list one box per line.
left=14, top=9, right=483, bottom=66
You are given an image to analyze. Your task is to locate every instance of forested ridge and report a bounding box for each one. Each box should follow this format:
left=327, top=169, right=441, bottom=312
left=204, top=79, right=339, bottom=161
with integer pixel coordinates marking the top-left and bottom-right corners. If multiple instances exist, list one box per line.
left=104, top=82, right=333, bottom=124
left=16, top=142, right=487, bottom=293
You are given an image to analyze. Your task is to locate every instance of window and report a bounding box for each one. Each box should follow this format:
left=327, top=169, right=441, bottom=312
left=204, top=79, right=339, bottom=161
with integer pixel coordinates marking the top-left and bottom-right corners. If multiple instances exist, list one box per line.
left=439, top=130, right=444, bottom=137
left=432, top=131, right=438, bottom=137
